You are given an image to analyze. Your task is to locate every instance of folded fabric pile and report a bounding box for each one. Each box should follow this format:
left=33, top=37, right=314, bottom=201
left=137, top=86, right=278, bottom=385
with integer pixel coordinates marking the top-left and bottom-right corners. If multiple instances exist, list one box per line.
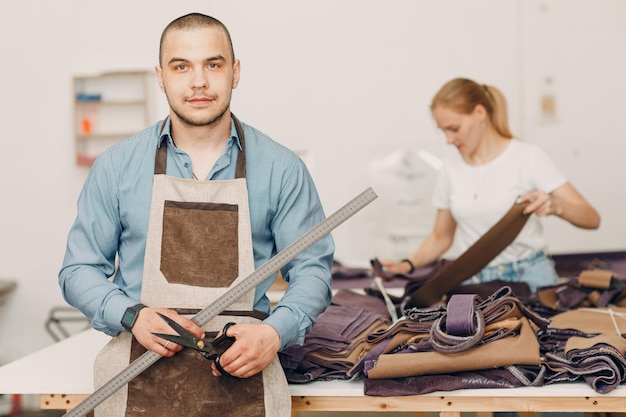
left=279, top=289, right=391, bottom=383
left=279, top=266, right=626, bottom=396
left=361, top=287, right=550, bottom=395
left=540, top=307, right=626, bottom=394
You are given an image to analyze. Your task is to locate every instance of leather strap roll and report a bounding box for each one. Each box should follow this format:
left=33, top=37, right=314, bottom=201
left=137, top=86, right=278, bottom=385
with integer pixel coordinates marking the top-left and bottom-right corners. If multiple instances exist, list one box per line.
left=446, top=294, right=481, bottom=336
left=430, top=294, right=485, bottom=354
left=578, top=269, right=614, bottom=289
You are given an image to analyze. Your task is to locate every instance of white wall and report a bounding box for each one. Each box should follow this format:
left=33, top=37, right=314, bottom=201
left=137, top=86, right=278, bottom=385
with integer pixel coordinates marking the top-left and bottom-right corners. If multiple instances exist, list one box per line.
left=0, top=0, right=624, bottom=368
left=520, top=0, right=626, bottom=253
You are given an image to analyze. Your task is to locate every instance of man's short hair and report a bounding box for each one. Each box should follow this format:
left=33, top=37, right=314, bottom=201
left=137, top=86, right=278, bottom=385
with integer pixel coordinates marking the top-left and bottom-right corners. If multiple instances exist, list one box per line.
left=159, top=13, right=235, bottom=66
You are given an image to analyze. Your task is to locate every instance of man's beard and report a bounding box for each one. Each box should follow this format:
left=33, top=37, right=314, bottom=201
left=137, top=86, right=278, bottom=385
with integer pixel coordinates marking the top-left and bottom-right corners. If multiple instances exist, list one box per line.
left=170, top=102, right=229, bottom=128
left=164, top=87, right=231, bottom=128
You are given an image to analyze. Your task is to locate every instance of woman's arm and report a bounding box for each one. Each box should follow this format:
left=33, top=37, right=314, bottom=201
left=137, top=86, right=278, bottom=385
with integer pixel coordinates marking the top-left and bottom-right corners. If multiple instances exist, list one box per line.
left=379, top=209, right=457, bottom=275
left=519, top=182, right=601, bottom=229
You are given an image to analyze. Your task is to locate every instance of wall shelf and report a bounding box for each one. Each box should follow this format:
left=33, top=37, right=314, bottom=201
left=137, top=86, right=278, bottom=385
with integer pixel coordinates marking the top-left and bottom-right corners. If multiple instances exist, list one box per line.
left=73, top=70, right=154, bottom=167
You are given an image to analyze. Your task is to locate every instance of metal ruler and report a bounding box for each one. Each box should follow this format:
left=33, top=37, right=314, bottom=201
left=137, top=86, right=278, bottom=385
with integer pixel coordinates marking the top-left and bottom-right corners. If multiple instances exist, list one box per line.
left=62, top=186, right=377, bottom=417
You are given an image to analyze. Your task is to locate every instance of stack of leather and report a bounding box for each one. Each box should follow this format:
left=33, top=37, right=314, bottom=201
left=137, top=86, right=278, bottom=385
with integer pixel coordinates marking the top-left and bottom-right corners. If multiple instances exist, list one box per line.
left=537, top=269, right=626, bottom=312
left=362, top=287, right=549, bottom=396
left=279, top=289, right=391, bottom=383
left=540, top=307, right=626, bottom=394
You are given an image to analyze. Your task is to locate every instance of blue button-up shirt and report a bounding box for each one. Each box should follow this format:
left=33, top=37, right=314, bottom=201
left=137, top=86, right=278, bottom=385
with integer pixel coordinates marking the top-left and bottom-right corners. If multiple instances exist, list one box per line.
left=59, top=117, right=334, bottom=348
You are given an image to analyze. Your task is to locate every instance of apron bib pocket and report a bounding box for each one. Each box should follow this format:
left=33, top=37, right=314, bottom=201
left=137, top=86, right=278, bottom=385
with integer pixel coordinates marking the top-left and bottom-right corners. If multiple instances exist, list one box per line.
left=161, top=200, right=239, bottom=287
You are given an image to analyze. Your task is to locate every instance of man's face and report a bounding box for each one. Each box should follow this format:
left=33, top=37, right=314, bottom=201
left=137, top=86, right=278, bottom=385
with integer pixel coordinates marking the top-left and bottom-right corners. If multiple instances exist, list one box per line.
left=156, top=26, right=240, bottom=127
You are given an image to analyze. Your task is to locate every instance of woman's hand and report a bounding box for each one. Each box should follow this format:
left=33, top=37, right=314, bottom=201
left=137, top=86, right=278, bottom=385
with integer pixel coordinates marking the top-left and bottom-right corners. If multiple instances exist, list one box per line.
left=518, top=190, right=557, bottom=217
left=377, top=259, right=413, bottom=277
left=518, top=184, right=600, bottom=229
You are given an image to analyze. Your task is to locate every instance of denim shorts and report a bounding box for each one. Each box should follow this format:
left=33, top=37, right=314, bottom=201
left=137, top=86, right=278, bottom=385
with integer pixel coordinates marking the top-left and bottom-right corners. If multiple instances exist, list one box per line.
left=469, top=250, right=558, bottom=292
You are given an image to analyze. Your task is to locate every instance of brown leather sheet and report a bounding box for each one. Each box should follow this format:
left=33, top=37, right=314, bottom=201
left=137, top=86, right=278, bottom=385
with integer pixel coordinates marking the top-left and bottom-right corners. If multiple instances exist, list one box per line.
left=366, top=317, right=539, bottom=379
left=549, top=307, right=626, bottom=335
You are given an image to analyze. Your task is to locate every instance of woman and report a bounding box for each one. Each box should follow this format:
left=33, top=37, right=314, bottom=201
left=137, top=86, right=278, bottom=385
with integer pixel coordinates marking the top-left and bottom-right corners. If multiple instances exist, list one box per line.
left=380, top=78, right=600, bottom=291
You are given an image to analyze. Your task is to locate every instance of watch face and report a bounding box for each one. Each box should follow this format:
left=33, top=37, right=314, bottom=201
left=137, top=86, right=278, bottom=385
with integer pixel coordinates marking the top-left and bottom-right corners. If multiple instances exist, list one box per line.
left=121, top=303, right=145, bottom=330
left=122, top=309, right=137, bottom=329
left=122, top=309, right=136, bottom=324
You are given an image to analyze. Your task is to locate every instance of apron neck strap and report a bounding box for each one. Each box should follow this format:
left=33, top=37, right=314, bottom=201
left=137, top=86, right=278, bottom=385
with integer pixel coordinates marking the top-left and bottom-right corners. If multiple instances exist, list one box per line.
left=232, top=113, right=246, bottom=178
left=154, top=113, right=246, bottom=178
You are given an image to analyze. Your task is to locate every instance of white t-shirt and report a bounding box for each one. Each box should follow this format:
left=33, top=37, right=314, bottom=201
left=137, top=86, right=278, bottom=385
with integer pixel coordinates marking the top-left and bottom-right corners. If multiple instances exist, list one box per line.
left=432, top=138, right=567, bottom=266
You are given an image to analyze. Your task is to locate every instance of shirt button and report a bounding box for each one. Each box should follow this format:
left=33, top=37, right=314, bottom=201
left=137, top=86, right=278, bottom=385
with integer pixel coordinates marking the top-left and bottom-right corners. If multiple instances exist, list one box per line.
left=184, top=162, right=189, bottom=167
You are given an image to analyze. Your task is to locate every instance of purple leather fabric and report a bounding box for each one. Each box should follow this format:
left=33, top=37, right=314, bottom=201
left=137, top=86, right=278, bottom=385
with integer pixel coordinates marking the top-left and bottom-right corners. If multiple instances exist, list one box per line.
left=446, top=294, right=481, bottom=336
left=364, top=366, right=543, bottom=396
left=430, top=294, right=485, bottom=353
left=544, top=343, right=626, bottom=394
left=280, top=253, right=626, bottom=395
left=331, top=260, right=371, bottom=280
left=278, top=302, right=389, bottom=383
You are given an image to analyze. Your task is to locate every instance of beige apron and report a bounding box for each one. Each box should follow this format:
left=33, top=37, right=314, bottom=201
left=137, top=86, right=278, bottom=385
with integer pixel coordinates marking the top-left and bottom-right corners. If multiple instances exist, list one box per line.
left=94, top=115, right=291, bottom=417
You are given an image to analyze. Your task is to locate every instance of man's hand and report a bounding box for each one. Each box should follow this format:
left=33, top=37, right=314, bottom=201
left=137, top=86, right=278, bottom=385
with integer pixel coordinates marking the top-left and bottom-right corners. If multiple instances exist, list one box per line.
left=131, top=307, right=204, bottom=357
left=211, top=323, right=281, bottom=379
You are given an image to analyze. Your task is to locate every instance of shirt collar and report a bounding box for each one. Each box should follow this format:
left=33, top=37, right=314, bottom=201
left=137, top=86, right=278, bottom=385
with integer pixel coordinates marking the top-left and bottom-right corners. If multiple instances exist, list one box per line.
left=229, top=117, right=243, bottom=151
left=156, top=116, right=242, bottom=150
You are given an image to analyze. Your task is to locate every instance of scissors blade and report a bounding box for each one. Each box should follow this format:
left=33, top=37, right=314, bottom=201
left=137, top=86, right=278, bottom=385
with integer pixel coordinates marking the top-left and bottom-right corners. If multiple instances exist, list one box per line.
left=151, top=331, right=195, bottom=349
left=152, top=312, right=201, bottom=350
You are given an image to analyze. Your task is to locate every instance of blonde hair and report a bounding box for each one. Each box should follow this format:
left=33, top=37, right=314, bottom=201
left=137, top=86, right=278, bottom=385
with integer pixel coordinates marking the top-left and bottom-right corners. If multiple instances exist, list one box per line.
left=430, top=78, right=513, bottom=139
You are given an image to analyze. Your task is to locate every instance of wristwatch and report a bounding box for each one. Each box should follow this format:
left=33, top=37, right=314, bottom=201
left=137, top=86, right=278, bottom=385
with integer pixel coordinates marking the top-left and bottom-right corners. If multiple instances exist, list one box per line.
left=121, top=303, right=147, bottom=332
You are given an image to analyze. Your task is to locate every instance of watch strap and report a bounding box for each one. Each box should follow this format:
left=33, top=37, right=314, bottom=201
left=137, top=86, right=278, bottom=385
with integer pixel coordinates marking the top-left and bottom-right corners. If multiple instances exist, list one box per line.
left=121, top=303, right=147, bottom=331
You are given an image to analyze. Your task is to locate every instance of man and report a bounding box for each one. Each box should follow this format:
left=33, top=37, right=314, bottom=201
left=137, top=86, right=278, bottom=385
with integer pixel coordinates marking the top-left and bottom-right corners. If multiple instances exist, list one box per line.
left=59, top=12, right=334, bottom=381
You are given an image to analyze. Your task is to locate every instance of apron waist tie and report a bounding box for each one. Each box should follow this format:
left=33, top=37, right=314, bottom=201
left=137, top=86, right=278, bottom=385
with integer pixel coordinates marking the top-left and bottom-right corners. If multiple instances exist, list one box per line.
left=173, top=308, right=269, bottom=321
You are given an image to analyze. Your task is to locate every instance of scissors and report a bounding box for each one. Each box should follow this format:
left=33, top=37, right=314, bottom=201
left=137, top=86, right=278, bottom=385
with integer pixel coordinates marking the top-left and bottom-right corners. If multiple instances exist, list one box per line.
left=152, top=312, right=239, bottom=379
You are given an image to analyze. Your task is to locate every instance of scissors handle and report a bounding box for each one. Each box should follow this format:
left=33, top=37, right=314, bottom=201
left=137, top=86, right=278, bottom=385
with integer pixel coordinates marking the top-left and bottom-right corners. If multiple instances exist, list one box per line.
left=209, top=322, right=239, bottom=380
left=212, top=322, right=236, bottom=346
left=198, top=322, right=236, bottom=359
left=213, top=354, right=240, bottom=380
